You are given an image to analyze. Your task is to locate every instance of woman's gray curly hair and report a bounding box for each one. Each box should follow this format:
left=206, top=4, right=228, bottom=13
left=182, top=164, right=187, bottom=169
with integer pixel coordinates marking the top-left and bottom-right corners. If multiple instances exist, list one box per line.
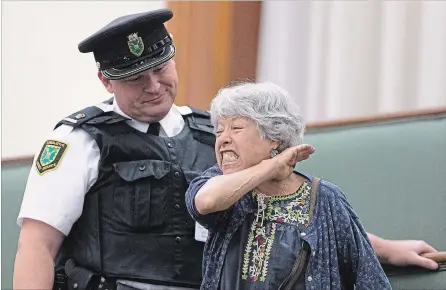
left=210, top=81, right=306, bottom=151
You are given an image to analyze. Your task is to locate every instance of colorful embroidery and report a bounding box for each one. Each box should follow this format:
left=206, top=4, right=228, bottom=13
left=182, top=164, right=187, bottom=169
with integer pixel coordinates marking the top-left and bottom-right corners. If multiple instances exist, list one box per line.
left=241, top=181, right=311, bottom=283
left=267, top=182, right=312, bottom=226
left=242, top=193, right=272, bottom=282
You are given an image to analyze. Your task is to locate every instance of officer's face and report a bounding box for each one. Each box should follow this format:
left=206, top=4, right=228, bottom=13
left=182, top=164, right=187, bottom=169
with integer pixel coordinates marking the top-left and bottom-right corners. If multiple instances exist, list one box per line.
left=215, top=116, right=279, bottom=175
left=99, top=59, right=178, bottom=123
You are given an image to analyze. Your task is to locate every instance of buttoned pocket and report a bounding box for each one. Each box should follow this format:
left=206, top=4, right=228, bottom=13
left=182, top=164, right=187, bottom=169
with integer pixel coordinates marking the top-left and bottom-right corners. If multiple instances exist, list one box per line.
left=112, top=159, right=171, bottom=231
left=113, top=159, right=170, bottom=181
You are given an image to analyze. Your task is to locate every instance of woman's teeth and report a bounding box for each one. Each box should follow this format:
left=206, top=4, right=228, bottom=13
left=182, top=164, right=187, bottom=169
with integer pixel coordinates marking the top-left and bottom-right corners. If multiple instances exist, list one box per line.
left=222, top=151, right=239, bottom=162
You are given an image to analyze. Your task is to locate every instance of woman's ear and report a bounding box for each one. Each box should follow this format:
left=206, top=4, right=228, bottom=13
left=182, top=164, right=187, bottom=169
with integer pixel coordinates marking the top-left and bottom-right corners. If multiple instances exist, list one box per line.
left=270, top=140, right=281, bottom=151
left=269, top=140, right=281, bottom=158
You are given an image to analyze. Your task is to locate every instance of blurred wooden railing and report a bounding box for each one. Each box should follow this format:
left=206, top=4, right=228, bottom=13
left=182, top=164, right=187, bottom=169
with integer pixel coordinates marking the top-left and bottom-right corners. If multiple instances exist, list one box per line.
left=3, top=106, right=445, bottom=165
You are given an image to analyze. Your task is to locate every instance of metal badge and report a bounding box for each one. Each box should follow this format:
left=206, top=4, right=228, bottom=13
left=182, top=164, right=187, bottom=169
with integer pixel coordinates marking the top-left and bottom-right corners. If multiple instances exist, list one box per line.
left=127, top=32, right=144, bottom=57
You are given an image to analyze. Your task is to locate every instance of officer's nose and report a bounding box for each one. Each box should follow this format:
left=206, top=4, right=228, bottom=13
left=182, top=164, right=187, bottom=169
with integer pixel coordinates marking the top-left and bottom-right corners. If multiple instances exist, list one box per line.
left=143, top=73, right=161, bottom=94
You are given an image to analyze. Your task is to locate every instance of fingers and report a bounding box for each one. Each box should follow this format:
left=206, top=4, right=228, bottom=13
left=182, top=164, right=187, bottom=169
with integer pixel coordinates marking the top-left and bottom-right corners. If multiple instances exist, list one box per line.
left=294, top=144, right=315, bottom=163
left=294, top=144, right=315, bottom=153
left=275, top=144, right=315, bottom=168
left=418, top=241, right=438, bottom=254
left=413, top=256, right=439, bottom=270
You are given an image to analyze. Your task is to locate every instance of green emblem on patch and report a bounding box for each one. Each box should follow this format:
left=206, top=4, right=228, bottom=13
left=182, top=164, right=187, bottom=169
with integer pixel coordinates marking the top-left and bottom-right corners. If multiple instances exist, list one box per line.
left=127, top=32, right=144, bottom=57
left=35, top=140, right=68, bottom=175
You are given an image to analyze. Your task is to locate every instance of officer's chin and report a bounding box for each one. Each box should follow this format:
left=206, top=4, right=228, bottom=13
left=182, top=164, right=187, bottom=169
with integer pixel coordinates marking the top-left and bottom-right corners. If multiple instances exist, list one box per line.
left=138, top=99, right=171, bottom=118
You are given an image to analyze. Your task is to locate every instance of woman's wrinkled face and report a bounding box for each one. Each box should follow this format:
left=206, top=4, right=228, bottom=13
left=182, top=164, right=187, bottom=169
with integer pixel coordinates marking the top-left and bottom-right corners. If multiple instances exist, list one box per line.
left=215, top=116, right=278, bottom=174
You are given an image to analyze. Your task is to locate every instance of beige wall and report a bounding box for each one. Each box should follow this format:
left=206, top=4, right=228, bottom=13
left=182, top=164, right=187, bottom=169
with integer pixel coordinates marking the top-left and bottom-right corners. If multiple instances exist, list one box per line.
left=2, top=1, right=166, bottom=158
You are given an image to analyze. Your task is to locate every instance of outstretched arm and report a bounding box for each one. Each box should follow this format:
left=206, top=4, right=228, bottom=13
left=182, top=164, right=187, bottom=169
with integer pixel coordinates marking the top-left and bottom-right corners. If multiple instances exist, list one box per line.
left=368, top=233, right=439, bottom=270
left=186, top=144, right=315, bottom=230
left=194, top=144, right=315, bottom=215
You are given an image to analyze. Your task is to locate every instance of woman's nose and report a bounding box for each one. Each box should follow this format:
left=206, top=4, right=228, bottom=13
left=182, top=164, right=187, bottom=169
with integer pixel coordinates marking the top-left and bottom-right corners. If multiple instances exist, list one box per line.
left=218, top=131, right=232, bottom=145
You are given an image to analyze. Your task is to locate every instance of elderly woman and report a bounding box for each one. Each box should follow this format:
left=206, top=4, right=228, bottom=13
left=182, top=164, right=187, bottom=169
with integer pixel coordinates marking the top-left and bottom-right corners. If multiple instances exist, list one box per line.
left=185, top=82, right=392, bottom=290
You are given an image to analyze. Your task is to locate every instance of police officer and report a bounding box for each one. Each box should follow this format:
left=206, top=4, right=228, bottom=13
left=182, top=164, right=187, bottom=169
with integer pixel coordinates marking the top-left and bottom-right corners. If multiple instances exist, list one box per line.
left=14, top=8, right=219, bottom=290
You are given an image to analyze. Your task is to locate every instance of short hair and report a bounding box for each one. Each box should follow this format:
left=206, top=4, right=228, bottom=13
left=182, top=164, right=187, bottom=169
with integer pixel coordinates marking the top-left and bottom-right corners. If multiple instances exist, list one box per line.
left=210, top=81, right=305, bottom=151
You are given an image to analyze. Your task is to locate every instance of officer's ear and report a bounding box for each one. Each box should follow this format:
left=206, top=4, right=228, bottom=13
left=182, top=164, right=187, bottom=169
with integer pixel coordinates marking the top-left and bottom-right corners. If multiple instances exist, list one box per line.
left=98, top=71, right=114, bottom=94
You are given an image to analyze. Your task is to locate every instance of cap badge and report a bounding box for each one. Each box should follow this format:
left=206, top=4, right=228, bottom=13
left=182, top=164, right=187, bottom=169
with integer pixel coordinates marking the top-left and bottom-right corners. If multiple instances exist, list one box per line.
left=127, top=32, right=144, bottom=57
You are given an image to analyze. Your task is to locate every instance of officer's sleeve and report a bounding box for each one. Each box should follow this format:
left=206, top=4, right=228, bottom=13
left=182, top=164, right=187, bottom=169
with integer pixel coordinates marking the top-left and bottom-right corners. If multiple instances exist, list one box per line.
left=185, top=164, right=231, bottom=231
left=17, top=124, right=100, bottom=236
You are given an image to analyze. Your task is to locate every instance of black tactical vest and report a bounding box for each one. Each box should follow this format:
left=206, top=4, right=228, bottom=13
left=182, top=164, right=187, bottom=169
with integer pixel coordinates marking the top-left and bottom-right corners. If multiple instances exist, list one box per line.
left=54, top=101, right=217, bottom=288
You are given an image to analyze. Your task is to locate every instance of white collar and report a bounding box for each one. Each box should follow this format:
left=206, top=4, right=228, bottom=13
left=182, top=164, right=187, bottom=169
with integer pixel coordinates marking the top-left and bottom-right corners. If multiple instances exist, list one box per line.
left=95, top=97, right=189, bottom=137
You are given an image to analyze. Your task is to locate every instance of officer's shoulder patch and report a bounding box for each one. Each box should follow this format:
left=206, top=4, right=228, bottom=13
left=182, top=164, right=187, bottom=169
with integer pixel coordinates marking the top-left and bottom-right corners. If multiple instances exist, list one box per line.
left=35, top=140, right=69, bottom=175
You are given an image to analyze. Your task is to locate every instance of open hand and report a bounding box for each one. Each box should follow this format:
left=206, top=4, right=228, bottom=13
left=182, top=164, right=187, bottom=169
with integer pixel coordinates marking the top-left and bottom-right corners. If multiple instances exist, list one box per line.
left=384, top=240, right=439, bottom=270
left=271, top=144, right=315, bottom=180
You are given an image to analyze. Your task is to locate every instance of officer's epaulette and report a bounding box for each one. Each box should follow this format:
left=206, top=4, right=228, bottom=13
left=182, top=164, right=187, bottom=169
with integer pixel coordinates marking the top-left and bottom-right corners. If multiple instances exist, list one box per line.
left=55, top=98, right=128, bottom=129
left=177, top=106, right=210, bottom=117
left=189, top=107, right=211, bottom=118
left=178, top=106, right=215, bottom=146
left=178, top=106, right=213, bottom=127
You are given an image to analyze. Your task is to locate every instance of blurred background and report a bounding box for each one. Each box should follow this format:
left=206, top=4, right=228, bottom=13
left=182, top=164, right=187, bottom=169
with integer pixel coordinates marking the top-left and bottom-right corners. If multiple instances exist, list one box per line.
left=2, top=0, right=446, bottom=158
left=1, top=1, right=446, bottom=289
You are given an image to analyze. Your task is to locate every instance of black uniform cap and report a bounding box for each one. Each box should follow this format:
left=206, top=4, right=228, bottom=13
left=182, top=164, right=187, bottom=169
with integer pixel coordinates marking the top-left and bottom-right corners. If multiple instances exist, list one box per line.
left=78, top=9, right=175, bottom=80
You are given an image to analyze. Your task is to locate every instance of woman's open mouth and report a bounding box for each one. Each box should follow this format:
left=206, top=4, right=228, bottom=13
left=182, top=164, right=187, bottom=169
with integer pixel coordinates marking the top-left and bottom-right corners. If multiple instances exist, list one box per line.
left=221, top=150, right=240, bottom=166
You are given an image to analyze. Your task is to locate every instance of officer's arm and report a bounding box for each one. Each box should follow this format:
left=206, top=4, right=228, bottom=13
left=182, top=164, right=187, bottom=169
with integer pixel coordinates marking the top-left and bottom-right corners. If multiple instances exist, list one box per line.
left=14, top=219, right=64, bottom=289
left=13, top=125, right=99, bottom=289
left=368, top=233, right=439, bottom=269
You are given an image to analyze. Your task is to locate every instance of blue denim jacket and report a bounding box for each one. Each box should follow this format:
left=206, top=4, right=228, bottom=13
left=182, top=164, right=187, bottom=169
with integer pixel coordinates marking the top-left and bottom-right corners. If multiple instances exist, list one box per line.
left=185, top=164, right=392, bottom=290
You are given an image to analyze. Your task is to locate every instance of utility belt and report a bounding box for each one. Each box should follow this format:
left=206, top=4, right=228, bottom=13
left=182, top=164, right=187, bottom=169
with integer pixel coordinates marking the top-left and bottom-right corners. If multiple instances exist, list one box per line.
left=54, top=259, right=199, bottom=290
left=53, top=259, right=115, bottom=290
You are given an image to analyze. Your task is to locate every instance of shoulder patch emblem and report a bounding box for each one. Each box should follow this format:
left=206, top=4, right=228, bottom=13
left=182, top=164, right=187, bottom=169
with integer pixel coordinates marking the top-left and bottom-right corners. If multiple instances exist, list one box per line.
left=35, top=140, right=69, bottom=175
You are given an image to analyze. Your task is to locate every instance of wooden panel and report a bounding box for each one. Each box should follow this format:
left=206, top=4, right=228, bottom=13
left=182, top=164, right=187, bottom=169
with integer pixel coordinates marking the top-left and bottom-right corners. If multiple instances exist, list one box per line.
left=306, top=106, right=446, bottom=130
left=167, top=1, right=261, bottom=110
left=230, top=1, right=261, bottom=82
left=166, top=2, right=192, bottom=107
left=187, top=2, right=233, bottom=108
